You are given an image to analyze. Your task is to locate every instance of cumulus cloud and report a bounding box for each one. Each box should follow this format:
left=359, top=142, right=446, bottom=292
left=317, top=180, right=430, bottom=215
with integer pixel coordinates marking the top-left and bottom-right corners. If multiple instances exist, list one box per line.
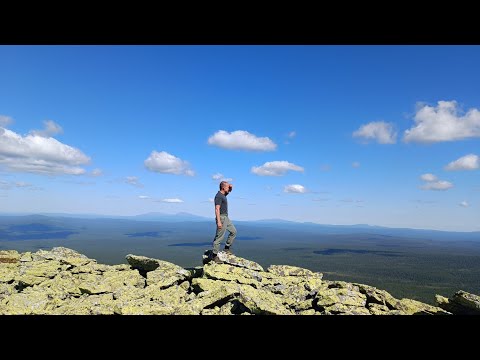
left=125, top=176, right=143, bottom=188
left=162, top=198, right=184, bottom=203
left=144, top=151, right=194, bottom=176
left=404, top=101, right=480, bottom=143
left=352, top=162, right=361, bottom=168
left=251, top=161, right=304, bottom=176
left=91, top=168, right=103, bottom=177
left=421, top=180, right=453, bottom=191
left=352, top=121, right=397, bottom=144
left=138, top=195, right=150, bottom=199
left=288, top=131, right=296, bottom=138
left=420, top=173, right=437, bottom=182
left=445, top=154, right=479, bottom=171
left=211, top=173, right=232, bottom=182
left=284, top=184, right=307, bottom=193
left=459, top=200, right=469, bottom=207
left=30, top=120, right=63, bottom=137
left=420, top=173, right=453, bottom=191
left=0, top=115, right=13, bottom=127
left=208, top=130, right=277, bottom=151
left=0, top=126, right=90, bottom=175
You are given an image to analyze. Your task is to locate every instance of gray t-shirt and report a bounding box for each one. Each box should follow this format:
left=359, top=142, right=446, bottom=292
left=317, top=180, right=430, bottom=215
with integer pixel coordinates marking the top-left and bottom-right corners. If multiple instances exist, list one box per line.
left=214, top=191, right=228, bottom=215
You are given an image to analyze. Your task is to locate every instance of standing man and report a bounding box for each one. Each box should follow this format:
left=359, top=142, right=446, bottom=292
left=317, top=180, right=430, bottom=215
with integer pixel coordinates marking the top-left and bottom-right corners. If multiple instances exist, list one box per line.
left=211, top=181, right=237, bottom=263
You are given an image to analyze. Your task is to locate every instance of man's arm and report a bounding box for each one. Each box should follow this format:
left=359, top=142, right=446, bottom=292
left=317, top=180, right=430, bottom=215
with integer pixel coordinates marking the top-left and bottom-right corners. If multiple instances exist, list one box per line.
left=215, top=204, right=222, bottom=228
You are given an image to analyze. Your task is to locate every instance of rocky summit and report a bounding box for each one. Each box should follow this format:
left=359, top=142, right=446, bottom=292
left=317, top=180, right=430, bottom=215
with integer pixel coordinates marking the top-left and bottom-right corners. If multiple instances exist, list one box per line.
left=0, top=247, right=479, bottom=315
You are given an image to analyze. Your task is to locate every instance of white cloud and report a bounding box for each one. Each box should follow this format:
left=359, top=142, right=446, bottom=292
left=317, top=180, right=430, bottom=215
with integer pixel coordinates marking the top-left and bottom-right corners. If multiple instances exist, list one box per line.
left=313, top=198, right=330, bottom=201
left=352, top=121, right=397, bottom=144
left=91, top=168, right=103, bottom=177
left=208, top=198, right=214, bottom=203
left=404, top=100, right=480, bottom=143
left=30, top=120, right=63, bottom=137
left=459, top=200, right=469, bottom=207
left=288, top=131, right=296, bottom=138
left=0, top=115, right=13, bottom=127
left=138, top=195, right=150, bottom=199
left=420, top=173, right=453, bottom=191
left=162, top=198, right=184, bottom=203
left=284, top=184, right=307, bottom=193
left=352, top=162, right=361, bottom=168
left=251, top=161, right=304, bottom=176
left=212, top=173, right=232, bottom=182
left=420, top=173, right=437, bottom=182
left=125, top=176, right=143, bottom=188
left=421, top=180, right=454, bottom=191
left=445, top=154, right=479, bottom=171
left=208, top=130, right=277, bottom=151
left=144, top=150, right=194, bottom=176
left=0, top=126, right=90, bottom=175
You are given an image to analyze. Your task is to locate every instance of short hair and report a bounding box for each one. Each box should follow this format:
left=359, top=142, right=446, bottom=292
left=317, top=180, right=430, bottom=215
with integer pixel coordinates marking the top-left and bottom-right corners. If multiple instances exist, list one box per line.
left=219, top=181, right=228, bottom=190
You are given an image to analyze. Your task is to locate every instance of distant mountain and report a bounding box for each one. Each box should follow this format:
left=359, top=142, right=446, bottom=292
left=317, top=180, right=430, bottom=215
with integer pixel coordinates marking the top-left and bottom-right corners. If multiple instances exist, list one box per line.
left=131, top=212, right=210, bottom=222
left=0, top=212, right=478, bottom=240
left=252, top=218, right=298, bottom=224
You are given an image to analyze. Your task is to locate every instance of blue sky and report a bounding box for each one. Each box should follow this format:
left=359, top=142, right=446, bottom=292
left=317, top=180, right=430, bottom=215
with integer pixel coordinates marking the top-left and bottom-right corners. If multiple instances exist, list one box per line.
left=0, top=45, right=479, bottom=231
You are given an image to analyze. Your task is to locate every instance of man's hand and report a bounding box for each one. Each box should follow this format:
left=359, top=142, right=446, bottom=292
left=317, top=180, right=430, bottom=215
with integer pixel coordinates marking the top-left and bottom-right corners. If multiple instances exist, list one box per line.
left=217, top=222, right=222, bottom=229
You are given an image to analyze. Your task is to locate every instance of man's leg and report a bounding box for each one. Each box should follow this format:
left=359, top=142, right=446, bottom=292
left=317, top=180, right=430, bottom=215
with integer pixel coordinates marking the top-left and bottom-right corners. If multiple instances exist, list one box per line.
left=212, top=215, right=227, bottom=255
left=224, top=216, right=237, bottom=249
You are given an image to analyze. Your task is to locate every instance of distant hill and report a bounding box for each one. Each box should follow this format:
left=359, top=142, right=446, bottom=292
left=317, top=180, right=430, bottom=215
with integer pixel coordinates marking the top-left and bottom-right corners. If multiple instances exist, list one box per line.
left=131, top=212, right=210, bottom=222
left=0, top=212, right=478, bottom=240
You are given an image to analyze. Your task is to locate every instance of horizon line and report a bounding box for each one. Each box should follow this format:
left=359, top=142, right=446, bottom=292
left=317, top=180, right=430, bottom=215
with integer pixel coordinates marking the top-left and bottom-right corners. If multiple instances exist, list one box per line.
left=0, top=211, right=478, bottom=233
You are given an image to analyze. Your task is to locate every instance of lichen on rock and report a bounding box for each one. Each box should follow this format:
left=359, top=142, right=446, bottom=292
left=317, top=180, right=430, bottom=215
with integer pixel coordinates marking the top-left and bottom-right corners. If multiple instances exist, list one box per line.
left=0, top=246, right=476, bottom=315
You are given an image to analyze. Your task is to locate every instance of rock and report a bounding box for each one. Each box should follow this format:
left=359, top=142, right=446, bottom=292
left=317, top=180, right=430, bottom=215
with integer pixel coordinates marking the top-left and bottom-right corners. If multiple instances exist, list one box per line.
left=297, top=309, right=317, bottom=315
left=0, top=263, right=18, bottom=283
left=0, top=283, right=16, bottom=301
left=19, top=252, right=33, bottom=262
left=0, top=250, right=20, bottom=264
left=315, top=288, right=367, bottom=309
left=201, top=302, right=235, bottom=315
left=0, top=246, right=477, bottom=315
left=202, top=250, right=264, bottom=271
left=31, top=247, right=94, bottom=267
left=203, top=263, right=262, bottom=287
left=436, top=291, right=480, bottom=315
left=267, top=264, right=319, bottom=277
left=146, top=266, right=189, bottom=289
left=368, top=303, right=391, bottom=315
left=235, top=284, right=294, bottom=315
left=0, top=289, right=51, bottom=315
left=325, top=303, right=371, bottom=315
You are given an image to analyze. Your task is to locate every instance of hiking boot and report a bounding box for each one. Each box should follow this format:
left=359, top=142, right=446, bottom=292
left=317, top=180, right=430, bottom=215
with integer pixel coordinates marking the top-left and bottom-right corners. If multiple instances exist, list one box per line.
left=212, top=255, right=223, bottom=264
left=223, top=248, right=234, bottom=255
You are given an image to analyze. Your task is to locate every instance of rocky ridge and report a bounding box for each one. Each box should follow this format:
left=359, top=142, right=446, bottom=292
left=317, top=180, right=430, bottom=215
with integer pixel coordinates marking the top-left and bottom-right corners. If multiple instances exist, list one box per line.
left=1, top=247, right=479, bottom=315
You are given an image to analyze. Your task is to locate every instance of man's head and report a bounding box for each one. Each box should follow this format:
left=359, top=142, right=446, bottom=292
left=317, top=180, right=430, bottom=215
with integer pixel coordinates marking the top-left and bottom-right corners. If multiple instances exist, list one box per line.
left=219, top=181, right=232, bottom=193
left=219, top=181, right=229, bottom=191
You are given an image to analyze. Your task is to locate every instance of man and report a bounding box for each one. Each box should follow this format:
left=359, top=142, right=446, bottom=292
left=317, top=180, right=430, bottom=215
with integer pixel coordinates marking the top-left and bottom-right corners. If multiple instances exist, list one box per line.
left=211, top=180, right=237, bottom=264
